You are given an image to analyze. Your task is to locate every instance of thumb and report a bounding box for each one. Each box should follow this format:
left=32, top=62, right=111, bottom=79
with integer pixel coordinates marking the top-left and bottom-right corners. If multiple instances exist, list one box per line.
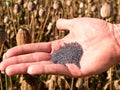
left=56, top=19, right=72, bottom=30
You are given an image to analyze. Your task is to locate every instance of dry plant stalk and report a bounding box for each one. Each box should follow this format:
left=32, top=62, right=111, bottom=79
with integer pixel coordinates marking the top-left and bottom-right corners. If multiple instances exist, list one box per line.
left=16, top=28, right=38, bottom=90
left=100, top=2, right=113, bottom=18
left=0, top=24, right=6, bottom=58
left=75, top=78, right=84, bottom=89
left=0, top=24, right=7, bottom=90
left=19, top=74, right=39, bottom=90
left=0, top=24, right=6, bottom=47
left=45, top=75, right=57, bottom=90
left=57, top=76, right=66, bottom=90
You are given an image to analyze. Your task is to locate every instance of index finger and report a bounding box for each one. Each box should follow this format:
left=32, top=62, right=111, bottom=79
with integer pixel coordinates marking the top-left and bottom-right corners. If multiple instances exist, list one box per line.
left=4, top=42, right=52, bottom=58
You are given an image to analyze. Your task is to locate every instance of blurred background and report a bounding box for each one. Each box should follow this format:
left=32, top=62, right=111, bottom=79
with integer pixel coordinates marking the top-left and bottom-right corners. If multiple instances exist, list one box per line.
left=0, top=0, right=120, bottom=90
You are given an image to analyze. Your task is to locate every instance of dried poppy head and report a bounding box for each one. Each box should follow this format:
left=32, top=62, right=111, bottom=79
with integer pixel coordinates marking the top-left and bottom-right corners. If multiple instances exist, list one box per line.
left=66, top=0, right=72, bottom=7
left=100, top=2, right=113, bottom=18
left=4, top=16, right=10, bottom=24
left=16, top=28, right=31, bottom=45
left=39, top=6, right=46, bottom=17
left=53, top=0, right=61, bottom=10
left=13, top=3, right=21, bottom=15
left=28, top=1, right=36, bottom=11
left=17, top=0, right=24, bottom=5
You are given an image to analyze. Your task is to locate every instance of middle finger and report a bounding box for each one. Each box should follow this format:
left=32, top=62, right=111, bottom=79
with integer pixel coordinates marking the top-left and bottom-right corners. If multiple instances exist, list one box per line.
left=0, top=52, right=51, bottom=71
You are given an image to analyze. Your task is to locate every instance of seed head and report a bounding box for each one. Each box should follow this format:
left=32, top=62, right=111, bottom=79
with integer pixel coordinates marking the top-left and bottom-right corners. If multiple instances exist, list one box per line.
left=4, top=16, right=10, bottom=24
left=17, top=0, right=24, bottom=5
left=118, top=8, right=120, bottom=16
left=28, top=1, right=36, bottom=11
left=91, top=5, right=97, bottom=12
left=5, top=1, right=11, bottom=7
left=33, top=0, right=38, bottom=5
left=23, top=2, right=28, bottom=9
left=47, top=22, right=53, bottom=31
left=117, top=0, right=120, bottom=4
left=87, top=0, right=93, bottom=3
left=79, top=2, right=84, bottom=8
left=13, top=3, right=21, bottom=15
left=53, top=0, right=61, bottom=10
left=66, top=0, right=72, bottom=7
left=50, top=42, right=83, bottom=67
left=39, top=6, right=46, bottom=17
left=100, top=2, right=113, bottom=18
left=16, top=28, right=31, bottom=45
left=78, top=8, right=83, bottom=14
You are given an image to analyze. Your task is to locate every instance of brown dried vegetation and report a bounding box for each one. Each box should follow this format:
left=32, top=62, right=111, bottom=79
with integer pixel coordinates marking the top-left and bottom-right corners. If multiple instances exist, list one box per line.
left=0, top=0, right=120, bottom=90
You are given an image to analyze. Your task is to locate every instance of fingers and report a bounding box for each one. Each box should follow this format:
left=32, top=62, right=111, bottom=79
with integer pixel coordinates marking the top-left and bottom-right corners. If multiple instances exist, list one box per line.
left=2, top=61, right=83, bottom=77
left=27, top=64, right=71, bottom=76
left=0, top=52, right=51, bottom=71
left=4, top=62, right=71, bottom=76
left=5, top=63, right=30, bottom=75
left=56, top=19, right=72, bottom=30
left=5, top=42, right=52, bottom=58
left=5, top=61, right=53, bottom=76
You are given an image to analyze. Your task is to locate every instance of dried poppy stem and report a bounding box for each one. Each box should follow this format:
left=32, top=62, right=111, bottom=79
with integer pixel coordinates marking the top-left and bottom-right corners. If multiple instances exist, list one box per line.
left=16, top=28, right=39, bottom=90
left=70, top=77, right=74, bottom=90
left=109, top=67, right=113, bottom=90
left=5, top=74, right=8, bottom=90
left=38, top=7, right=51, bottom=41
left=29, top=13, right=35, bottom=42
left=0, top=72, right=3, bottom=90
left=57, top=76, right=65, bottom=90
left=0, top=23, right=5, bottom=90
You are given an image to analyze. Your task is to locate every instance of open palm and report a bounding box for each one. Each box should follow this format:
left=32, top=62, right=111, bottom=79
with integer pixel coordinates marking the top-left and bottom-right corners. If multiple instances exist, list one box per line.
left=0, top=17, right=119, bottom=77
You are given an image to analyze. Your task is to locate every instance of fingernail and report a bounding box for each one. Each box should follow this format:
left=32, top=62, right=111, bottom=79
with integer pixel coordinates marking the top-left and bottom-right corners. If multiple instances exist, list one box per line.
left=27, top=67, right=33, bottom=74
left=3, top=53, right=7, bottom=60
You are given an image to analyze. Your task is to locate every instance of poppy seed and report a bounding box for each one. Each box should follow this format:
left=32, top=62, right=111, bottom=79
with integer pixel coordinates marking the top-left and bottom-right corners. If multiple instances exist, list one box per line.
left=50, top=42, right=83, bottom=67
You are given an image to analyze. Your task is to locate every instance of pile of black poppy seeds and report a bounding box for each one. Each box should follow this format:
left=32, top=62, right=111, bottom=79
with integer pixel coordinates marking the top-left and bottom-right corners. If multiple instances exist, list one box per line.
left=50, top=42, right=83, bottom=67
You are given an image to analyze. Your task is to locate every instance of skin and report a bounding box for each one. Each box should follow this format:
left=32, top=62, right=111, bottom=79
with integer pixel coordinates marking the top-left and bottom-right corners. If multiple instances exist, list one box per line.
left=0, top=17, right=120, bottom=77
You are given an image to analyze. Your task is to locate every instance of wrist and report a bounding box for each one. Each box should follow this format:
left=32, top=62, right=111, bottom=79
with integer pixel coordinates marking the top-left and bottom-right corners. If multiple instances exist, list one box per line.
left=113, top=24, right=120, bottom=63
left=113, top=24, right=120, bottom=45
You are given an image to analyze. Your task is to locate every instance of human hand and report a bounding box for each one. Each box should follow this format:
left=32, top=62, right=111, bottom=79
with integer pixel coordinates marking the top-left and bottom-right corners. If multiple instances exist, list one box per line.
left=0, top=17, right=120, bottom=77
